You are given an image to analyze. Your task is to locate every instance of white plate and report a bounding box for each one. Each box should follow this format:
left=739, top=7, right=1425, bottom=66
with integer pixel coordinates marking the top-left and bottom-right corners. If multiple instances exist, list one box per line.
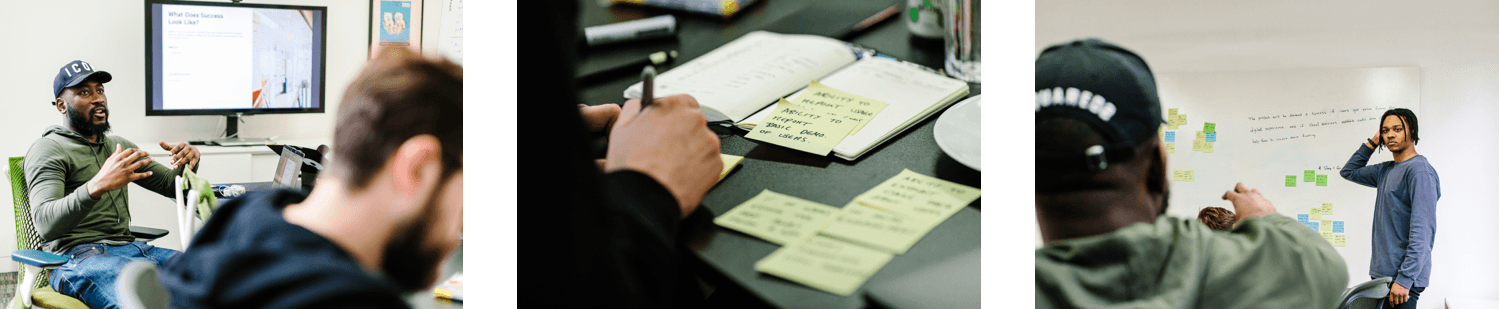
left=934, top=95, right=981, bottom=171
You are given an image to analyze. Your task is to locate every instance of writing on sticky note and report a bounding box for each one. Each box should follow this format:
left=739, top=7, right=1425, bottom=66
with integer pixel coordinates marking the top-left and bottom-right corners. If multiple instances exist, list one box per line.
left=794, top=80, right=891, bottom=135
left=1316, top=175, right=1328, bottom=186
left=1333, top=221, right=1345, bottom=233
left=1193, top=140, right=1204, bottom=151
left=1172, top=170, right=1194, bottom=181
left=1297, top=214, right=1309, bottom=223
left=745, top=99, right=858, bottom=155
left=1204, top=122, right=1216, bottom=134
left=713, top=190, right=840, bottom=245
left=819, top=203, right=940, bottom=254
left=1311, top=212, right=1321, bottom=220
left=1196, top=131, right=1207, bottom=140
left=1320, top=220, right=1332, bottom=232
left=1322, top=232, right=1335, bottom=244
left=1308, top=221, right=1319, bottom=231
left=1334, top=234, right=1346, bottom=247
left=1322, top=203, right=1334, bottom=214
left=1176, top=114, right=1188, bottom=125
left=1165, top=131, right=1176, bottom=142
left=1285, top=175, right=1297, bottom=187
left=718, top=154, right=744, bottom=182
left=1203, top=142, right=1214, bottom=153
left=1169, top=108, right=1179, bottom=116
left=1305, top=170, right=1316, bottom=182
left=755, top=236, right=893, bottom=296
left=1205, top=133, right=1216, bottom=143
left=850, top=169, right=980, bottom=224
left=1165, top=142, right=1175, bottom=154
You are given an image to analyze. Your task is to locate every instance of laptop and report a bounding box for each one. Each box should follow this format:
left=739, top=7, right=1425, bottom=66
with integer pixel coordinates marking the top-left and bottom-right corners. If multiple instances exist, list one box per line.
left=272, top=146, right=304, bottom=189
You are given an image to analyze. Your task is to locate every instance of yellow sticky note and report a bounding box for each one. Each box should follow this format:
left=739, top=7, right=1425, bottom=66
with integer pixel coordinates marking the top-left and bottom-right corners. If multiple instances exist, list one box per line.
left=713, top=190, right=839, bottom=245
left=848, top=169, right=980, bottom=224
left=1172, top=170, right=1194, bottom=181
left=1311, top=213, right=1321, bottom=220
left=1320, top=220, right=1332, bottom=232
left=1322, top=232, right=1334, bottom=244
left=818, top=203, right=940, bottom=254
left=1334, top=234, right=1346, bottom=247
left=794, top=80, right=891, bottom=135
left=1203, top=142, right=1214, bottom=153
left=1321, top=203, right=1334, bottom=215
left=1196, top=131, right=1207, bottom=140
left=1168, top=108, right=1179, bottom=116
left=745, top=99, right=859, bottom=155
left=1168, top=115, right=1181, bottom=129
left=1165, top=142, right=1175, bottom=154
left=1192, top=140, right=1204, bottom=151
left=755, top=236, right=893, bottom=296
left=718, top=154, right=744, bottom=182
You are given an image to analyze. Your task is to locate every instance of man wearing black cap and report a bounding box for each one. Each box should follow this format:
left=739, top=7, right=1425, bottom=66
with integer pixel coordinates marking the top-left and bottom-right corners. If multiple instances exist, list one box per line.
left=22, top=60, right=202, bottom=308
left=1033, top=39, right=1349, bottom=307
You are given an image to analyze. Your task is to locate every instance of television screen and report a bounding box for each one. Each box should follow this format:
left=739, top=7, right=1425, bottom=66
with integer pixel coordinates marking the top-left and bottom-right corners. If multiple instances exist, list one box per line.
left=146, top=1, right=326, bottom=116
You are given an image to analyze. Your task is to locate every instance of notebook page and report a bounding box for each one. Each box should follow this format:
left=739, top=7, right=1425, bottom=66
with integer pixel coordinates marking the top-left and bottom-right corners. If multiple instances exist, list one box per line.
left=624, top=31, right=856, bottom=121
left=744, top=58, right=968, bottom=159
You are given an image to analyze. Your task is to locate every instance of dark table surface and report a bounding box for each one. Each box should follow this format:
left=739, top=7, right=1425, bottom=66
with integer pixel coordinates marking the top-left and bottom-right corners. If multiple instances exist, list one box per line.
left=575, top=1, right=980, bottom=308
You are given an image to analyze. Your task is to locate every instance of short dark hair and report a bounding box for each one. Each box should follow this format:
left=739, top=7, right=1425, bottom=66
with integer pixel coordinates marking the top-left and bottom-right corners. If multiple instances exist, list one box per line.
left=1197, top=207, right=1236, bottom=231
left=333, top=48, right=463, bottom=189
left=1380, top=108, right=1419, bottom=145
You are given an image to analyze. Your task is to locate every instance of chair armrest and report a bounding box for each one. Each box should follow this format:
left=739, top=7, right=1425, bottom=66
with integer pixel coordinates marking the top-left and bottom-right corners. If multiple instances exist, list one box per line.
left=130, top=226, right=170, bottom=240
left=11, top=250, right=67, bottom=268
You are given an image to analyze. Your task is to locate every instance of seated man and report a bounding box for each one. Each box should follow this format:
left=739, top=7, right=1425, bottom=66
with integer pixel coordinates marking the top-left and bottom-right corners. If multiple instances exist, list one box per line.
left=159, top=47, right=462, bottom=308
left=1197, top=206, right=1237, bottom=231
left=24, top=60, right=203, bottom=309
left=1033, top=39, right=1349, bottom=308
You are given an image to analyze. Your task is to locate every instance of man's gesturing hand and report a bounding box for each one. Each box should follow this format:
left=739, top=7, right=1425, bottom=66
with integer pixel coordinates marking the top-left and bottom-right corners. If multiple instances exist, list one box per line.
left=160, top=141, right=201, bottom=170
left=606, top=94, right=722, bottom=218
left=1221, top=182, right=1278, bottom=222
left=88, top=144, right=155, bottom=200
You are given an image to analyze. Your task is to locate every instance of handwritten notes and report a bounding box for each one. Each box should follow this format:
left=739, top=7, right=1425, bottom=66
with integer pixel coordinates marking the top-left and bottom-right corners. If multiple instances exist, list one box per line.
left=1334, top=234, right=1346, bottom=247
left=1172, top=170, right=1194, bottom=181
left=819, top=203, right=939, bottom=254
left=719, top=154, right=744, bottom=182
left=1320, top=220, right=1332, bottom=232
left=714, top=190, right=840, bottom=245
left=1285, top=175, right=1297, bottom=187
left=1165, top=142, right=1175, bottom=154
left=1321, top=203, right=1334, bottom=215
left=1203, top=141, right=1214, bottom=153
left=794, top=80, right=891, bottom=135
left=1204, top=122, right=1217, bottom=134
left=745, top=98, right=859, bottom=155
left=1322, top=232, right=1335, bottom=244
left=848, top=169, right=980, bottom=224
left=1305, top=170, right=1316, bottom=182
left=1205, top=133, right=1217, bottom=143
left=1333, top=221, right=1345, bottom=233
left=755, top=236, right=894, bottom=296
left=1165, top=131, right=1176, bottom=142
left=1316, top=175, right=1328, bottom=186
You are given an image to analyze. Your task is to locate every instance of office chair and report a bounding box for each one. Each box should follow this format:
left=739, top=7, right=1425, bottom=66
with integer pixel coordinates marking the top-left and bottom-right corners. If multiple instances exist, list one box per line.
left=115, top=261, right=168, bottom=309
left=1339, top=277, right=1393, bottom=309
left=8, top=157, right=170, bottom=309
left=173, top=171, right=217, bottom=249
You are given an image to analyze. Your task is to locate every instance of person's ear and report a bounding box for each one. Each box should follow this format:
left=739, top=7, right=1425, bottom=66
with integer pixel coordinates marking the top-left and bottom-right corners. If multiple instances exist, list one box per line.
left=55, top=96, right=66, bottom=114
left=388, top=135, right=443, bottom=197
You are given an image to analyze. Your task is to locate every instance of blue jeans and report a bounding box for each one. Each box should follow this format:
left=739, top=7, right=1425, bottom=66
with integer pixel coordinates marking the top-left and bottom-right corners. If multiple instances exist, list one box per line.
left=50, top=241, right=180, bottom=309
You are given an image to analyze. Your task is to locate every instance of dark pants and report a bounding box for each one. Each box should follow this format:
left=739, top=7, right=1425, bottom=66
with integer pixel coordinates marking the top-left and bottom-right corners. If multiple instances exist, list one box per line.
left=1373, top=277, right=1425, bottom=309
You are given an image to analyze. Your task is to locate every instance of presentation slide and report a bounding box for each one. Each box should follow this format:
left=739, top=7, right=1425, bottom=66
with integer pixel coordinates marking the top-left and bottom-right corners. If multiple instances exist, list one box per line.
left=154, top=4, right=320, bottom=111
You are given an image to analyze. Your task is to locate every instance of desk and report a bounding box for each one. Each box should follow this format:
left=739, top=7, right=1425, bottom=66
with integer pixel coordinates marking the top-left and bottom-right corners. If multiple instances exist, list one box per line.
left=406, top=245, right=464, bottom=309
left=577, top=1, right=980, bottom=308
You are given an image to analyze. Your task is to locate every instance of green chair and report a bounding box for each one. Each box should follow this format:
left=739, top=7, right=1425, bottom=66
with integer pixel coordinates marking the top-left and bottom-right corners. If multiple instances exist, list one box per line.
left=7, top=157, right=169, bottom=309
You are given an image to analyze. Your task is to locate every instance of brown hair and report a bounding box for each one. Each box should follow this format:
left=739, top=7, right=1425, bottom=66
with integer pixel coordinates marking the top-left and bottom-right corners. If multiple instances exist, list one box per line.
left=1198, top=207, right=1236, bottom=231
left=333, top=47, right=463, bottom=189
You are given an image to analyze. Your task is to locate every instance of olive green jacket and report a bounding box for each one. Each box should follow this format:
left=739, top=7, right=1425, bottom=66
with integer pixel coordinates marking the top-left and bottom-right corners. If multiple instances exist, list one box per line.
left=1037, top=214, right=1349, bottom=309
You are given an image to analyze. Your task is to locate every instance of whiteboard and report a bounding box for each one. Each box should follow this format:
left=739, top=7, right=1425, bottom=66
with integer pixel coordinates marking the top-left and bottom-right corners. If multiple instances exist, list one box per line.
left=1157, top=67, right=1421, bottom=286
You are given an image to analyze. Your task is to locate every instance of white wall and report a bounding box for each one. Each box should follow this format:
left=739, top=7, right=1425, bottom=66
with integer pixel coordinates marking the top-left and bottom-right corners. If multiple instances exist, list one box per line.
left=0, top=0, right=451, bottom=272
left=1039, top=0, right=1499, bottom=307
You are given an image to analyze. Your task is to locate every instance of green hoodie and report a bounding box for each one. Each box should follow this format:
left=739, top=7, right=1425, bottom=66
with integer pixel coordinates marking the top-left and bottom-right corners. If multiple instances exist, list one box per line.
left=23, top=125, right=189, bottom=254
left=1036, top=214, right=1349, bottom=308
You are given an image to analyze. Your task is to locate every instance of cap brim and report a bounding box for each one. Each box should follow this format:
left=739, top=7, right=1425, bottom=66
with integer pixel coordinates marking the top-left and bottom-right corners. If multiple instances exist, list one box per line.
left=62, top=71, right=112, bottom=89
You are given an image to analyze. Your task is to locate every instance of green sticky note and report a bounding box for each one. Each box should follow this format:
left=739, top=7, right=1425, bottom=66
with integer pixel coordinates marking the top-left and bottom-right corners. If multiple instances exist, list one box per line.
left=849, top=169, right=980, bottom=224
left=818, top=203, right=940, bottom=254
left=713, top=190, right=840, bottom=245
left=1204, top=122, right=1216, bottom=134
left=755, top=236, right=893, bottom=296
left=1305, top=170, right=1315, bottom=182
left=1317, top=175, right=1328, bottom=186
left=1286, top=175, right=1297, bottom=187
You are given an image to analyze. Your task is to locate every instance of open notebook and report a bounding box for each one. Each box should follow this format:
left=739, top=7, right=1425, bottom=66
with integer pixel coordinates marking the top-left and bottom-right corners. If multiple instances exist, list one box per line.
left=625, top=31, right=969, bottom=160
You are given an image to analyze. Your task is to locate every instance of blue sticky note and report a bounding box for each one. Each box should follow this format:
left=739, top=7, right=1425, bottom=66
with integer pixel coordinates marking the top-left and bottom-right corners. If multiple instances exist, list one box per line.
left=1206, top=133, right=1217, bottom=142
left=1333, top=221, right=1344, bottom=233
left=1165, top=131, right=1176, bottom=142
left=1308, top=222, right=1319, bottom=231
left=1298, top=214, right=1308, bottom=222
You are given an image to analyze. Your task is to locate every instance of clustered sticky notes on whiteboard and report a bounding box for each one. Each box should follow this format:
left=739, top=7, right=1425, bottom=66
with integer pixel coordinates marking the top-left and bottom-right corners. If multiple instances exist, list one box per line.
left=1298, top=203, right=1346, bottom=247
left=1164, top=131, right=1176, bottom=142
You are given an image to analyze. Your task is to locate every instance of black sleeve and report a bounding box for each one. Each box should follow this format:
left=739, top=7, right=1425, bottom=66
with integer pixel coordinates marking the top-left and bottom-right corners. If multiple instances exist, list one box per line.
left=518, top=1, right=689, bottom=307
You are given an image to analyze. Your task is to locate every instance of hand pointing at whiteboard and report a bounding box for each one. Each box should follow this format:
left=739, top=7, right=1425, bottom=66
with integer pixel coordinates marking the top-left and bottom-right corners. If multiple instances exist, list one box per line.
left=1222, top=182, right=1278, bottom=222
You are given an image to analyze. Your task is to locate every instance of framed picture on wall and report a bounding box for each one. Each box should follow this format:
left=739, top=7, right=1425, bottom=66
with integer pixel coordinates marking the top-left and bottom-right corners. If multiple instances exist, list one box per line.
left=369, top=0, right=423, bottom=58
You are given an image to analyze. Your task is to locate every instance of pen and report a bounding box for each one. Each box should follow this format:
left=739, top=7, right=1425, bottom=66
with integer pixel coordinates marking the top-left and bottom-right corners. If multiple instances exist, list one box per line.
left=640, top=66, right=656, bottom=111
left=576, top=50, right=676, bottom=84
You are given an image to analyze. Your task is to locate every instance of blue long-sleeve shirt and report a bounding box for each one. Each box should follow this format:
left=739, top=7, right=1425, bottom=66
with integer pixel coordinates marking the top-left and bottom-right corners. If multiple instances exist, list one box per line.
left=1340, top=144, right=1439, bottom=288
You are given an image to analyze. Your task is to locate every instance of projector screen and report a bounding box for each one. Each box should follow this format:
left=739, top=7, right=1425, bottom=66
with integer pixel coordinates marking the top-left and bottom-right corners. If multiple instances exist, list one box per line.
left=146, top=1, right=325, bottom=116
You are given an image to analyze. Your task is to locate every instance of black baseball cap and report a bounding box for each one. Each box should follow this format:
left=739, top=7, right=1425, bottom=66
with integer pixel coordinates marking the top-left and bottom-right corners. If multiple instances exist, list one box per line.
left=1035, top=39, right=1164, bottom=171
left=52, top=60, right=112, bottom=101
